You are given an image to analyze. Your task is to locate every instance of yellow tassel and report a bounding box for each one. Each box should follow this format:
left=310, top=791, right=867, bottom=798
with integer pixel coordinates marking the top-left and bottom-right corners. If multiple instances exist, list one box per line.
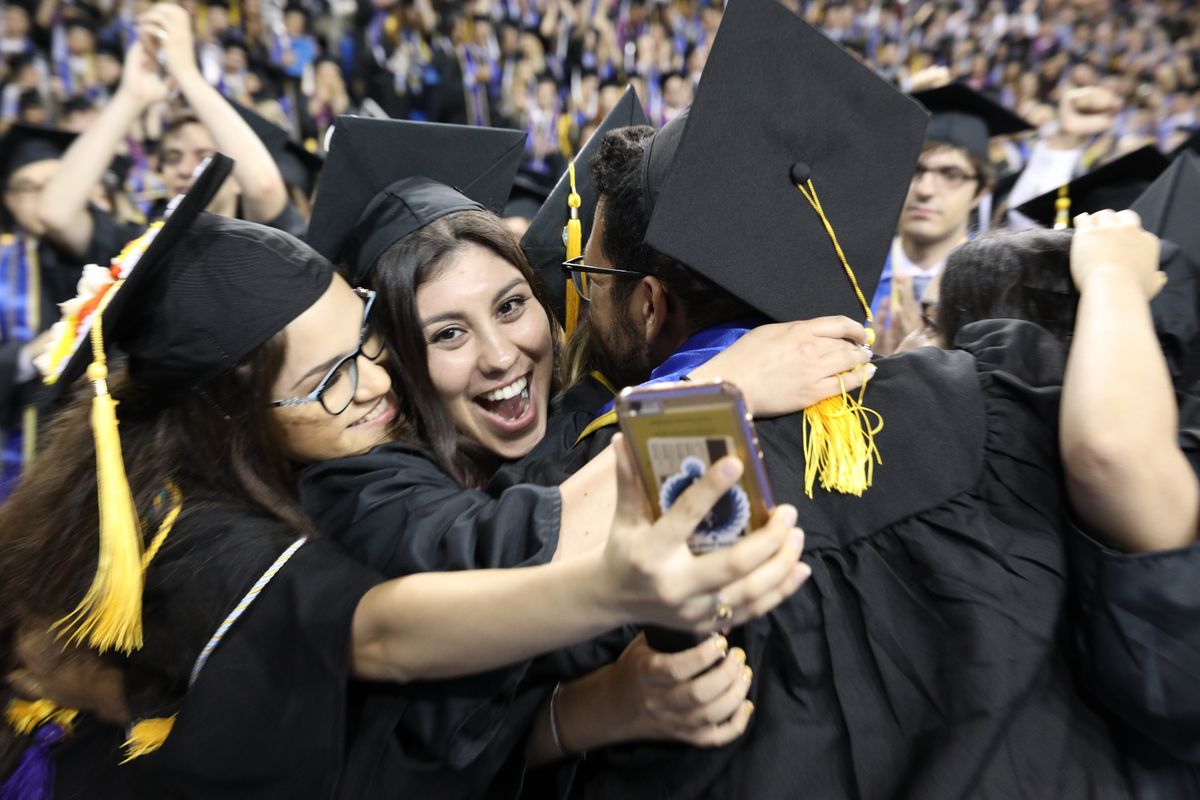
left=792, top=177, right=886, bottom=496
left=120, top=716, right=175, bottom=763
left=52, top=283, right=147, bottom=655
left=1053, top=185, right=1071, bottom=230
left=802, top=374, right=883, bottom=499
left=564, top=161, right=585, bottom=337
left=5, top=698, right=77, bottom=735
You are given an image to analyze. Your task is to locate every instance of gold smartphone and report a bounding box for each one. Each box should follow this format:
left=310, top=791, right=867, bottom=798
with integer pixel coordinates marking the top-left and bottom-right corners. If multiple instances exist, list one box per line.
left=616, top=380, right=774, bottom=554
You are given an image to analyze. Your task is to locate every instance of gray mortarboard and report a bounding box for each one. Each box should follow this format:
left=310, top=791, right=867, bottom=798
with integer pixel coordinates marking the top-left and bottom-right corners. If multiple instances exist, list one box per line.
left=521, top=86, right=649, bottom=326
left=47, top=154, right=331, bottom=399
left=1015, top=145, right=1170, bottom=229
left=642, top=0, right=929, bottom=325
left=230, top=101, right=323, bottom=197
left=1133, top=150, right=1200, bottom=389
left=0, top=124, right=75, bottom=185
left=305, top=116, right=525, bottom=283
left=912, top=83, right=1033, bottom=160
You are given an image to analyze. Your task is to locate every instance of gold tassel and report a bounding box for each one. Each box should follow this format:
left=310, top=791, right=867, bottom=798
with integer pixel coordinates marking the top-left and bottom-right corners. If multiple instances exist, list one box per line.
left=1053, top=185, right=1071, bottom=230
left=5, top=698, right=77, bottom=736
left=52, top=283, right=147, bottom=655
left=793, top=178, right=884, bottom=496
left=120, top=716, right=176, bottom=763
left=564, top=161, right=585, bottom=337
left=802, top=375, right=883, bottom=498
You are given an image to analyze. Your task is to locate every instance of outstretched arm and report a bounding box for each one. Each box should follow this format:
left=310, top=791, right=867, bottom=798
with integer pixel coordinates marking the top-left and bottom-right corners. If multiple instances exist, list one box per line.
left=350, top=437, right=809, bottom=683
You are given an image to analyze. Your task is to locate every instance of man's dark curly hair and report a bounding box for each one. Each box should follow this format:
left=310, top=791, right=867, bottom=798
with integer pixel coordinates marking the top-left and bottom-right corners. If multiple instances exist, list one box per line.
left=590, top=126, right=756, bottom=331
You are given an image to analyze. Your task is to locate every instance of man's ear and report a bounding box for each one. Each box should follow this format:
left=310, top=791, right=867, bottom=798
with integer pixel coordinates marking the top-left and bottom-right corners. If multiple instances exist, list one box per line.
left=638, top=275, right=670, bottom=344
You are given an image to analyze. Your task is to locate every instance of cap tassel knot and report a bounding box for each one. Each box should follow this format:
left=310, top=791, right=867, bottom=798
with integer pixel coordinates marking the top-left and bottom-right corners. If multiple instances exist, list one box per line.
left=794, top=177, right=883, bottom=496
left=564, top=161, right=585, bottom=337
left=51, top=281, right=147, bottom=655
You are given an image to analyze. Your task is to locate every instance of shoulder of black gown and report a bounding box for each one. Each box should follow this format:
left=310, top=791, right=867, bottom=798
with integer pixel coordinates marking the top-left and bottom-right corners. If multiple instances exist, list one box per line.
left=299, top=441, right=560, bottom=576
left=125, top=500, right=380, bottom=798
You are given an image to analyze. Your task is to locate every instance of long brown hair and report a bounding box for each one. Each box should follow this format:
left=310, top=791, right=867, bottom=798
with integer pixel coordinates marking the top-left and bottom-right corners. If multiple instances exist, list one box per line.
left=369, top=210, right=560, bottom=487
left=0, top=334, right=309, bottom=674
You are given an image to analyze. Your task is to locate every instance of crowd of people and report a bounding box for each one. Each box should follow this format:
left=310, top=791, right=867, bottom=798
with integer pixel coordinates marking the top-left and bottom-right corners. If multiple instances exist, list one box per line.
left=1, top=0, right=1199, bottom=798
left=4, top=0, right=1200, bottom=195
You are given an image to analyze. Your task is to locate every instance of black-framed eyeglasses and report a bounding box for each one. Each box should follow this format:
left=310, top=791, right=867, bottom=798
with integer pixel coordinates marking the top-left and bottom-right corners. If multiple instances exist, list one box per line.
left=912, top=164, right=980, bottom=191
left=268, top=287, right=385, bottom=416
left=561, top=255, right=643, bottom=302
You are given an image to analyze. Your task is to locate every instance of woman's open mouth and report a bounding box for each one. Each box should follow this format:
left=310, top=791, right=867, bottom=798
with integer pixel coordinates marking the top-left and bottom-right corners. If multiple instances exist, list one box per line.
left=473, top=373, right=536, bottom=433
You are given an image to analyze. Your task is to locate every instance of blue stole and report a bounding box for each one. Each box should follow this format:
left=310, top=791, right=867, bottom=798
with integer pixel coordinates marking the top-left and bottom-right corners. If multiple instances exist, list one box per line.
left=0, top=234, right=38, bottom=501
left=594, top=320, right=757, bottom=418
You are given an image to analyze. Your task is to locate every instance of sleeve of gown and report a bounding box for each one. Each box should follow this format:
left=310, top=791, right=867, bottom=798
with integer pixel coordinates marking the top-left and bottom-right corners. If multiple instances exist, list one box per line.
left=300, top=445, right=561, bottom=577
left=133, top=534, right=381, bottom=799
left=1067, top=389, right=1200, bottom=763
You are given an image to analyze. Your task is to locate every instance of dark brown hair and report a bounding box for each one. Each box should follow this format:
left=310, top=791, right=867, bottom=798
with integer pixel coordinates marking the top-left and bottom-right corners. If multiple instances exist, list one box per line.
left=0, top=335, right=309, bottom=675
left=937, top=228, right=1077, bottom=346
left=590, top=126, right=756, bottom=330
left=369, top=210, right=559, bottom=487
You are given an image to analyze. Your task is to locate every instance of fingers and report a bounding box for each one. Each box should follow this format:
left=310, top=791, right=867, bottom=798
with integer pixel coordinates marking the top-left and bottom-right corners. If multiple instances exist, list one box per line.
left=1074, top=209, right=1144, bottom=230
left=643, top=633, right=728, bottom=686
left=801, top=315, right=870, bottom=345
left=817, top=362, right=877, bottom=399
left=652, top=456, right=744, bottom=552
left=657, top=646, right=746, bottom=710
left=706, top=531, right=811, bottom=631
left=7, top=669, right=43, bottom=699
left=681, top=505, right=798, bottom=596
left=677, top=700, right=755, bottom=748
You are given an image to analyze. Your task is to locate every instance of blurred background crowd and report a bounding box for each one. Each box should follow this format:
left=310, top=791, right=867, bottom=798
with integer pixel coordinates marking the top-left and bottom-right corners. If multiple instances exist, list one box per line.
left=4, top=0, right=1200, bottom=215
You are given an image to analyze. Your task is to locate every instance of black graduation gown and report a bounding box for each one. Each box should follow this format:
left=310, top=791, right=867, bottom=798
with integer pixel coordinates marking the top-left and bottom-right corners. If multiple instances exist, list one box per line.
left=563, top=320, right=1131, bottom=800
left=297, top=377, right=624, bottom=799
left=299, top=444, right=562, bottom=798
left=51, top=501, right=380, bottom=799
left=1068, top=387, right=1200, bottom=799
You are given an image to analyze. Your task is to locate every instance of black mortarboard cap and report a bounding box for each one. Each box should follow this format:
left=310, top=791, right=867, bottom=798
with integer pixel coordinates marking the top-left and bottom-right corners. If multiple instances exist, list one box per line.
left=305, top=116, right=525, bottom=280
left=0, top=124, right=75, bottom=184
left=642, top=0, right=929, bottom=324
left=51, top=154, right=331, bottom=396
left=1133, top=150, right=1200, bottom=388
left=913, top=83, right=1033, bottom=159
left=520, top=86, right=649, bottom=322
left=1015, top=145, right=1170, bottom=228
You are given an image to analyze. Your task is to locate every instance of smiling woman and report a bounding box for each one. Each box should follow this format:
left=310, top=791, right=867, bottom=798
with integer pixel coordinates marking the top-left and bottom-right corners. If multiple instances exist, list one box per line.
left=382, top=213, right=558, bottom=479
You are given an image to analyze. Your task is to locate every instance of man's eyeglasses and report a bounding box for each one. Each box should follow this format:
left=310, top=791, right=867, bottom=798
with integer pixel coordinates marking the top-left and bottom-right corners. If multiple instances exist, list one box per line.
left=912, top=164, right=980, bottom=191
left=560, top=256, right=643, bottom=302
left=268, top=287, right=385, bottom=416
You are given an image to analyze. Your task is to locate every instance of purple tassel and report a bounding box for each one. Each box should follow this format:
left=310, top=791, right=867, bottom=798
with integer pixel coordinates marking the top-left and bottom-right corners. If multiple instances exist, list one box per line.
left=0, top=723, right=65, bottom=800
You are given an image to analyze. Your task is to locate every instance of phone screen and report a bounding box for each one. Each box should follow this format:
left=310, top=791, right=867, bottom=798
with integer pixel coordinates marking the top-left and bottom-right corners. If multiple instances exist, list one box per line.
left=618, top=384, right=773, bottom=553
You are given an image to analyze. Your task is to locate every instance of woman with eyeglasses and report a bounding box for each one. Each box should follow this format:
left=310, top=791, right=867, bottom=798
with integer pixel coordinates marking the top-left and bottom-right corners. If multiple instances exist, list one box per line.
left=0, top=158, right=806, bottom=798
